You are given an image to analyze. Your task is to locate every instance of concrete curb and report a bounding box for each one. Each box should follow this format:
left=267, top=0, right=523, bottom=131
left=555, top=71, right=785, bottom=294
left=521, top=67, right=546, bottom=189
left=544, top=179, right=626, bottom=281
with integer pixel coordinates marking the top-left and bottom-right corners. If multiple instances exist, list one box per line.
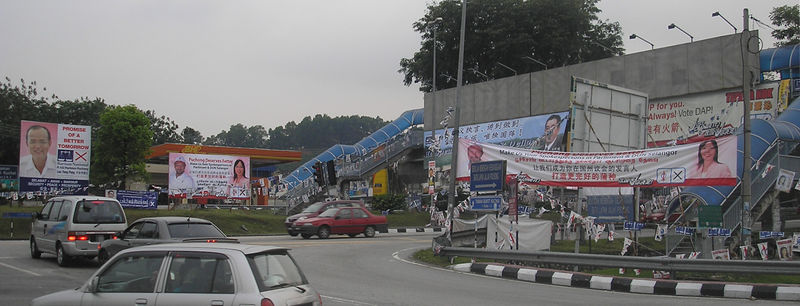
left=379, top=227, right=444, bottom=234
left=451, top=262, right=800, bottom=301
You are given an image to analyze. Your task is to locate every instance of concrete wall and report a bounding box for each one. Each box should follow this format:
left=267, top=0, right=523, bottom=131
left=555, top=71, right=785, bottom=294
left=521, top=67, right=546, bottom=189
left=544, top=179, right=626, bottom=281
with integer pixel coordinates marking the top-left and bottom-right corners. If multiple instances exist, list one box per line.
left=424, top=32, right=761, bottom=131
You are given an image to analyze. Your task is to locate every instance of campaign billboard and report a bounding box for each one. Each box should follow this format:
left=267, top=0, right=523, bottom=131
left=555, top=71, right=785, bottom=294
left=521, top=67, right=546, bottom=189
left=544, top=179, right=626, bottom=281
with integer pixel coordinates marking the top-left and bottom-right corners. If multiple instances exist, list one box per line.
left=0, top=165, right=19, bottom=192
left=456, top=135, right=737, bottom=187
left=168, top=153, right=250, bottom=199
left=646, top=82, right=785, bottom=147
left=18, top=120, right=90, bottom=193
left=425, top=111, right=570, bottom=169
left=112, top=190, right=158, bottom=209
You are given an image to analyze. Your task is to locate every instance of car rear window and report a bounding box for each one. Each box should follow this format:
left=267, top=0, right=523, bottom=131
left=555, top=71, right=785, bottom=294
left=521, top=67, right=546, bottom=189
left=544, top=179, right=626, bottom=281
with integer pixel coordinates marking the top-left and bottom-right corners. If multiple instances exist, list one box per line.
left=168, top=223, right=226, bottom=238
left=73, top=200, right=126, bottom=224
left=246, top=250, right=308, bottom=292
left=301, top=202, right=325, bottom=213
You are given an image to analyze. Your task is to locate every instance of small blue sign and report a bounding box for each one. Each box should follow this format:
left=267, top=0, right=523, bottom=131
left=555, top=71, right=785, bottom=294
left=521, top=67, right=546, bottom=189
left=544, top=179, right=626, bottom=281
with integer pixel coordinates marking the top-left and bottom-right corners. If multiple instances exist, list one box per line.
left=470, top=160, right=506, bottom=192
left=708, top=228, right=732, bottom=237
left=759, top=231, right=785, bottom=239
left=675, top=226, right=696, bottom=235
left=469, top=195, right=502, bottom=211
left=2, top=212, right=32, bottom=218
left=116, top=190, right=158, bottom=209
left=623, top=221, right=644, bottom=231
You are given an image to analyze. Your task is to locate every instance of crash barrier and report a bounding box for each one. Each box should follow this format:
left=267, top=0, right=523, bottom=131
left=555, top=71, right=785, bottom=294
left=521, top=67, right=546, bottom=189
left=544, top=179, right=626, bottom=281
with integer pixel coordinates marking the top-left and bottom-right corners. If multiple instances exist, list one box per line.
left=435, top=246, right=800, bottom=275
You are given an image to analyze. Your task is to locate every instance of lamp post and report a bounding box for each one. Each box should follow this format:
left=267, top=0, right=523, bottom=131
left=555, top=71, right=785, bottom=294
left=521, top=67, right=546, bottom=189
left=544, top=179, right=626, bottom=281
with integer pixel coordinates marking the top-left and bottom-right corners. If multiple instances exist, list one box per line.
left=521, top=56, right=547, bottom=70
left=668, top=23, right=694, bottom=42
left=629, top=34, right=654, bottom=50
left=428, top=16, right=442, bottom=230
left=740, top=8, right=753, bottom=249
left=712, top=12, right=737, bottom=33
left=446, top=0, right=467, bottom=242
left=496, top=62, right=517, bottom=75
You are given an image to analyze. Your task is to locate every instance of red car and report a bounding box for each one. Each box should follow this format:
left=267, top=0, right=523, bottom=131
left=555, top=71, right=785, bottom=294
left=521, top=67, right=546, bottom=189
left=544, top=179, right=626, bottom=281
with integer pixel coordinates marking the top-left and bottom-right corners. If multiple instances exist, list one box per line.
left=290, top=207, right=388, bottom=239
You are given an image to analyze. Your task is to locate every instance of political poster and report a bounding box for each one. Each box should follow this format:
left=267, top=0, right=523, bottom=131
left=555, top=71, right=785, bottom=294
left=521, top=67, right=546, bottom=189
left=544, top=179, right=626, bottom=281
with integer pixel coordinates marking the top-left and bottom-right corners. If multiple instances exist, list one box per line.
left=425, top=111, right=570, bottom=169
left=18, top=120, right=90, bottom=193
left=168, top=153, right=250, bottom=199
left=646, top=82, right=785, bottom=147
left=113, top=190, right=158, bottom=209
left=456, top=135, right=737, bottom=187
left=776, top=169, right=795, bottom=193
left=0, top=165, right=18, bottom=192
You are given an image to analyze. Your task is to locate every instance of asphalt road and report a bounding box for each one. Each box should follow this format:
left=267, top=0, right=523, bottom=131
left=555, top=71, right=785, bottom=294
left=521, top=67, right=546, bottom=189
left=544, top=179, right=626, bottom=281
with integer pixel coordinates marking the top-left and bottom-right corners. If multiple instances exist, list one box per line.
left=0, top=233, right=794, bottom=306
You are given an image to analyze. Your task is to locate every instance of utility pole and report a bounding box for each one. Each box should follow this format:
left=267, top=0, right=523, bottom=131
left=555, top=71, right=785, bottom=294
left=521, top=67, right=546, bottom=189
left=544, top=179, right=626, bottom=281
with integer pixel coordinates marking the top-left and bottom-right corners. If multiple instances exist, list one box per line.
left=740, top=8, right=753, bottom=247
left=447, top=0, right=467, bottom=241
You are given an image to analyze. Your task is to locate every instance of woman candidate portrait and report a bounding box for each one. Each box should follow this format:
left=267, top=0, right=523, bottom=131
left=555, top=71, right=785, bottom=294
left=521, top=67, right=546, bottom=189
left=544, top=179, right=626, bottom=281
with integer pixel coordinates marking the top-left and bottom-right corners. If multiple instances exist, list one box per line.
left=19, top=124, right=58, bottom=178
left=227, top=159, right=249, bottom=198
left=688, top=139, right=732, bottom=179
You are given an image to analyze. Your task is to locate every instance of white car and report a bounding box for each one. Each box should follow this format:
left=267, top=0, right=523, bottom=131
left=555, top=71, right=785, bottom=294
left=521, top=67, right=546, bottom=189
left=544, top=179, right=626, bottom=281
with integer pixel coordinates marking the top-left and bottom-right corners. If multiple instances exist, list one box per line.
left=32, top=243, right=321, bottom=306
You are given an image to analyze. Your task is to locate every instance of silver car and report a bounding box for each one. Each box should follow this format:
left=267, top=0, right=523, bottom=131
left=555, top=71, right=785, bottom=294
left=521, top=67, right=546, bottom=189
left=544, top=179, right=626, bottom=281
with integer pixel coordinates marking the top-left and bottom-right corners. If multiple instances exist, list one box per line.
left=31, top=243, right=321, bottom=306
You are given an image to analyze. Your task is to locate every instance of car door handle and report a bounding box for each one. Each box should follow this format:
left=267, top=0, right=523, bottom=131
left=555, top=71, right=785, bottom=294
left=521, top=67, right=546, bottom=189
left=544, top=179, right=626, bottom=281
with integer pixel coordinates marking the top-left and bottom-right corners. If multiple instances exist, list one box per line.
left=135, top=298, right=148, bottom=305
left=210, top=300, right=224, bottom=306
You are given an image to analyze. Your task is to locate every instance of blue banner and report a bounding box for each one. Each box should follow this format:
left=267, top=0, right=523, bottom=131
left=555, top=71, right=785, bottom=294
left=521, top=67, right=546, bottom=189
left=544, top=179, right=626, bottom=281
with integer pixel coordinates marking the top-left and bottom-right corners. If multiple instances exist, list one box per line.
left=19, top=177, right=88, bottom=194
left=708, top=228, right=732, bottom=237
left=116, top=190, right=158, bottom=209
left=623, top=221, right=644, bottom=231
left=587, top=194, right=634, bottom=223
left=675, top=226, right=696, bottom=235
left=759, top=231, right=785, bottom=239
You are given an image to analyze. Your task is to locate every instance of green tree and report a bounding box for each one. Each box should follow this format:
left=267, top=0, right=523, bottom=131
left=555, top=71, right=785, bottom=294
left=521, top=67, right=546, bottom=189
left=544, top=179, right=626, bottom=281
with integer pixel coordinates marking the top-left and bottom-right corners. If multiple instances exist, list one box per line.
left=204, top=123, right=268, bottom=148
left=181, top=127, right=204, bottom=144
left=399, top=0, right=623, bottom=92
left=770, top=4, right=800, bottom=47
left=145, top=110, right=182, bottom=145
left=92, top=105, right=153, bottom=190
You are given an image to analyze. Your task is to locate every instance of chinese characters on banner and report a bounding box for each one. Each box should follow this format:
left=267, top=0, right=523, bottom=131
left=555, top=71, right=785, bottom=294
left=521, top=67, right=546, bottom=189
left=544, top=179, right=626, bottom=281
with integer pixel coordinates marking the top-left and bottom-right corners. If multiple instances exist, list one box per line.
left=456, top=135, right=737, bottom=187
left=18, top=120, right=91, bottom=193
left=168, top=153, right=250, bottom=199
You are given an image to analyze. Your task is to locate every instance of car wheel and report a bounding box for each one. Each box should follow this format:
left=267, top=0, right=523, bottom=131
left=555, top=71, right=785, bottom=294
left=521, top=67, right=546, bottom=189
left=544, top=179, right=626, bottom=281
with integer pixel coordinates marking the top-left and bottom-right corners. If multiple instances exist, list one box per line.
left=301, top=233, right=312, bottom=239
left=288, top=231, right=299, bottom=237
left=317, top=226, right=330, bottom=239
left=30, top=238, right=41, bottom=259
left=56, top=244, right=71, bottom=267
left=364, top=226, right=376, bottom=238
left=98, top=249, right=110, bottom=265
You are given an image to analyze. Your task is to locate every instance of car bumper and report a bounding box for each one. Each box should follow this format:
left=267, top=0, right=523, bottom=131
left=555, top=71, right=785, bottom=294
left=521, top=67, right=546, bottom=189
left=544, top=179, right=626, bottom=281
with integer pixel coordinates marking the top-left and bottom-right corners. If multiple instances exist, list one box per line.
left=62, top=241, right=100, bottom=257
left=290, top=225, right=319, bottom=235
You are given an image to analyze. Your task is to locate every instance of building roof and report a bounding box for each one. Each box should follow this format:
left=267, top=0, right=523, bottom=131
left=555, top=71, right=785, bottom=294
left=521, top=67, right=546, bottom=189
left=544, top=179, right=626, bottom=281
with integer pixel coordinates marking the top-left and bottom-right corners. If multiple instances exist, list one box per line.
left=147, top=143, right=302, bottom=168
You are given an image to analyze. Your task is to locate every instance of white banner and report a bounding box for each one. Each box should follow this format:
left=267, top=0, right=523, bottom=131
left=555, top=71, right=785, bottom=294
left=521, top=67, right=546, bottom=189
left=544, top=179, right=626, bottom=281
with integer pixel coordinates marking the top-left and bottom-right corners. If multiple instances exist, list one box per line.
left=168, top=153, right=250, bottom=199
left=457, top=135, right=737, bottom=187
left=19, top=120, right=91, bottom=193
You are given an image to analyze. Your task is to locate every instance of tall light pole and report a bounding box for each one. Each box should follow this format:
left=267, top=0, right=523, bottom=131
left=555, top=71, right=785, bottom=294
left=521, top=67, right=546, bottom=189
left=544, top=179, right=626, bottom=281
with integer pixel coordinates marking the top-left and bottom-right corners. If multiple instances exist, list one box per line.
left=429, top=16, right=442, bottom=225
left=447, top=0, right=467, bottom=241
left=629, top=34, right=654, bottom=50
left=668, top=23, right=694, bottom=42
left=712, top=12, right=737, bottom=33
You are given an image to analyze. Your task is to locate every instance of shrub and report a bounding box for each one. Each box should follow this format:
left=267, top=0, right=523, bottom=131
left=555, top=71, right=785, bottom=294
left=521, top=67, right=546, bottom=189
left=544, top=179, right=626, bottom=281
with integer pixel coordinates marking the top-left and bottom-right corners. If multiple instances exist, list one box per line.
left=372, top=194, right=406, bottom=212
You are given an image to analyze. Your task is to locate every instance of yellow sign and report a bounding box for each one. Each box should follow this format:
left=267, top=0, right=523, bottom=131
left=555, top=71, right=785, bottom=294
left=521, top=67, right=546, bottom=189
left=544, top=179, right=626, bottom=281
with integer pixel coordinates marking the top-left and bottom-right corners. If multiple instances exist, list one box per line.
left=372, top=169, right=388, bottom=195
left=181, top=145, right=203, bottom=154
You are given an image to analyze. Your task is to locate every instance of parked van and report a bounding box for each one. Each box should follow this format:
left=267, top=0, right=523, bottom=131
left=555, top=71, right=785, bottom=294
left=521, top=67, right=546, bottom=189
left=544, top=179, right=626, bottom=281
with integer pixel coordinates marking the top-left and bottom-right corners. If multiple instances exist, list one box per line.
left=30, top=196, right=127, bottom=266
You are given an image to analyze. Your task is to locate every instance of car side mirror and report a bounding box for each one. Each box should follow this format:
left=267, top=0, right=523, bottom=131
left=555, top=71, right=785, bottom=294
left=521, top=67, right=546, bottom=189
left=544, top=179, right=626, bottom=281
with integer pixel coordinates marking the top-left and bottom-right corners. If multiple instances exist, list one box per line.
left=88, top=276, right=99, bottom=293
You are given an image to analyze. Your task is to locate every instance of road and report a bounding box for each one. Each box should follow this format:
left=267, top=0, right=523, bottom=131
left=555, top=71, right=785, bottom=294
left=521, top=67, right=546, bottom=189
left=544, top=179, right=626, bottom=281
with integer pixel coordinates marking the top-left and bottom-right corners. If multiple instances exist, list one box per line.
left=0, top=233, right=794, bottom=306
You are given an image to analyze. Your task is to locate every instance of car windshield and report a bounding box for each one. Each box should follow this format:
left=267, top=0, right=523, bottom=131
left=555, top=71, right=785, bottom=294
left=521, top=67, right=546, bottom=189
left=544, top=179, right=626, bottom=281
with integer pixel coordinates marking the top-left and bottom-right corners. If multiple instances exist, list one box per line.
left=301, top=202, right=325, bottom=213
left=168, top=223, right=226, bottom=238
left=247, top=250, right=307, bottom=292
left=73, top=200, right=126, bottom=224
left=318, top=208, right=340, bottom=218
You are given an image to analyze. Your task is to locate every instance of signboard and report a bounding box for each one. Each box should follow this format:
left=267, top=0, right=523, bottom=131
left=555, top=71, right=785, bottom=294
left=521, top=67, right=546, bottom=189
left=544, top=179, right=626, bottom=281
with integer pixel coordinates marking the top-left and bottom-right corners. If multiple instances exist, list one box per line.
left=114, top=190, right=158, bottom=209
left=623, top=221, right=644, bottom=231
left=18, top=120, right=91, bottom=194
left=457, top=136, right=737, bottom=187
left=372, top=169, right=388, bottom=196
left=708, top=228, right=732, bottom=237
left=586, top=187, right=634, bottom=223
left=469, top=160, right=506, bottom=192
left=470, top=195, right=502, bottom=211
left=508, top=176, right=518, bottom=221
left=646, top=82, right=784, bottom=147
left=348, top=180, right=370, bottom=198
left=425, top=111, right=570, bottom=169
left=0, top=165, right=18, bottom=192
left=168, top=153, right=250, bottom=199
left=427, top=161, right=435, bottom=194
left=698, top=205, right=722, bottom=228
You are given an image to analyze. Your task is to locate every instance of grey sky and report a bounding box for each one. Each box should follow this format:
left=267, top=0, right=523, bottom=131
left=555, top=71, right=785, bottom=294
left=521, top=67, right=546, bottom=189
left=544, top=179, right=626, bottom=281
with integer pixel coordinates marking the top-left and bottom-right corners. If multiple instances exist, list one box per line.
left=1, top=1, right=794, bottom=137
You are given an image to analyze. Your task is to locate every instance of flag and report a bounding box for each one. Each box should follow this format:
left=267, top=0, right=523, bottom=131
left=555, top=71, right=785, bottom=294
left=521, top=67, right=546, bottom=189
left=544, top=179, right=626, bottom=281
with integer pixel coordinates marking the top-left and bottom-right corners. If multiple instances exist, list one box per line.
left=537, top=206, right=549, bottom=217
left=621, top=238, right=633, bottom=255
left=762, top=164, right=774, bottom=178
left=758, top=242, right=769, bottom=260
left=655, top=224, right=667, bottom=242
left=740, top=245, right=749, bottom=260
left=688, top=252, right=701, bottom=259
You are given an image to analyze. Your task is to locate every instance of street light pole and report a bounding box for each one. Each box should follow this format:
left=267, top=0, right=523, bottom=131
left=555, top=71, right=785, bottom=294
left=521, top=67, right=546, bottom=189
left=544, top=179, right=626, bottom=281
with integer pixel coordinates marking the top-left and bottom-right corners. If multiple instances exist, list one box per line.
left=430, top=17, right=442, bottom=221
left=668, top=23, right=694, bottom=42
left=447, top=0, right=467, bottom=241
left=740, top=8, right=753, bottom=248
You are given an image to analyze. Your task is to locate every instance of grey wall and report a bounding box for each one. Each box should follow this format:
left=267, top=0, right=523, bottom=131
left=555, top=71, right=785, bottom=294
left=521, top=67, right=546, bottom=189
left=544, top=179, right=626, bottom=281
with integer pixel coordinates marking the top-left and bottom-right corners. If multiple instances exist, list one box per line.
left=424, top=32, right=761, bottom=131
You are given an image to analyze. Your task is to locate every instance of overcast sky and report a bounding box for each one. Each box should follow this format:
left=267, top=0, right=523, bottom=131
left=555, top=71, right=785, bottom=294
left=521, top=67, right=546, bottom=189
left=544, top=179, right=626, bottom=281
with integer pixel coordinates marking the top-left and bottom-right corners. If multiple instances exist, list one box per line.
left=1, top=1, right=795, bottom=137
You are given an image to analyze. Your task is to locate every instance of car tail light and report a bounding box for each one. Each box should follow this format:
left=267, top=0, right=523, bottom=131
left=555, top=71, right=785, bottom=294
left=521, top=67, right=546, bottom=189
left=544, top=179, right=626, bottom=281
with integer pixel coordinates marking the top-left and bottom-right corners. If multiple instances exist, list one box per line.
left=67, top=232, right=89, bottom=241
left=261, top=298, right=275, bottom=306
left=207, top=239, right=217, bottom=243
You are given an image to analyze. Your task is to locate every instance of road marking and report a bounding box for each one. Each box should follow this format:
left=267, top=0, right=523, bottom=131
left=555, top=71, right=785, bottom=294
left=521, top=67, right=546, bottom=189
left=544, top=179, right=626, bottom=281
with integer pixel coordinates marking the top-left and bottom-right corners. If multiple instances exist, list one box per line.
left=0, top=261, right=41, bottom=276
left=322, top=295, right=376, bottom=306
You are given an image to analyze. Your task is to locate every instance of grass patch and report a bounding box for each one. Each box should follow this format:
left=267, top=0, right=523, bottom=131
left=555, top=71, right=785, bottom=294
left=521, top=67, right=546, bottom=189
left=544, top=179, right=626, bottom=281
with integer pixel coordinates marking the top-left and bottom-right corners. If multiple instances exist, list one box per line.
left=0, top=204, right=432, bottom=239
left=413, top=248, right=485, bottom=267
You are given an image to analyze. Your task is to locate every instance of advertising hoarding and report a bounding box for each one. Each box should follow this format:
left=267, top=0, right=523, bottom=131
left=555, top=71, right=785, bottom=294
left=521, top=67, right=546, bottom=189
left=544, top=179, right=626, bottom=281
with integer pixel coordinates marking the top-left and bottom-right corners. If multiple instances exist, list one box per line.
left=425, top=111, right=570, bottom=170
left=18, top=120, right=90, bottom=193
left=456, top=135, right=737, bottom=187
left=0, top=165, right=18, bottom=192
left=168, top=153, right=250, bottom=199
left=113, top=190, right=158, bottom=209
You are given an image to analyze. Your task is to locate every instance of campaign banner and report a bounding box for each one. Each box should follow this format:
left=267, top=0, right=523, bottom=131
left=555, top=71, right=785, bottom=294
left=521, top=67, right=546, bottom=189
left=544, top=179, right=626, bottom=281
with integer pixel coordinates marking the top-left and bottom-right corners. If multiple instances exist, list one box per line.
left=168, top=153, right=250, bottom=199
left=348, top=180, right=370, bottom=198
left=646, top=82, right=784, bottom=147
left=586, top=191, right=634, bottom=223
left=114, top=190, right=158, bottom=209
left=18, top=121, right=90, bottom=193
left=0, top=165, right=18, bottom=192
left=456, top=135, right=737, bottom=187
left=425, top=111, right=570, bottom=169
